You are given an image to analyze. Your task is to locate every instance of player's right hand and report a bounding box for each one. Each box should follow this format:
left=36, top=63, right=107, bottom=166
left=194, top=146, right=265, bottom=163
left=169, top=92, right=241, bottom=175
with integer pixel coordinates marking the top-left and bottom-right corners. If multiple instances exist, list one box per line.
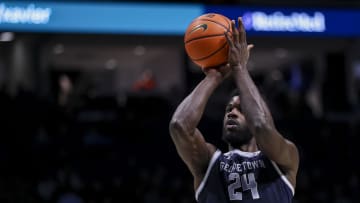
left=225, top=17, right=254, bottom=70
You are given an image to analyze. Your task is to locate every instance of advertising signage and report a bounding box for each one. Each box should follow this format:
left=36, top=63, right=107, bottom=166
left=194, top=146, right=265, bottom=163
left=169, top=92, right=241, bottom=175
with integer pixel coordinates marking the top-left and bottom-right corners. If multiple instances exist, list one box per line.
left=206, top=5, right=360, bottom=37
left=0, top=1, right=359, bottom=37
left=0, top=1, right=202, bottom=34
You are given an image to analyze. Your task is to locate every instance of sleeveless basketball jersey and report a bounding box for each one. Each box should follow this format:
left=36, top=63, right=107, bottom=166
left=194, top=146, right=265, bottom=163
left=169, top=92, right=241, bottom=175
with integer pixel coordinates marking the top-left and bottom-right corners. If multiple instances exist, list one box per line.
left=196, top=149, right=294, bottom=203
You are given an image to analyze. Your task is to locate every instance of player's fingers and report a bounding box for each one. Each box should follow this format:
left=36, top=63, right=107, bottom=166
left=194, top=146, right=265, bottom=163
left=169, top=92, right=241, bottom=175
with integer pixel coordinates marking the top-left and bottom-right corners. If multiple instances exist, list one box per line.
left=231, top=20, right=239, bottom=43
left=238, top=17, right=247, bottom=44
left=224, top=31, right=234, bottom=48
left=247, top=44, right=254, bottom=52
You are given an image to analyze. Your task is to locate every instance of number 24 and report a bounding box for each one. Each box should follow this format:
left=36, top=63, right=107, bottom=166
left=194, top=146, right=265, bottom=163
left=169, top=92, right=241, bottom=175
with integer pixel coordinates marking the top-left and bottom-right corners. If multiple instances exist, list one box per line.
left=228, top=172, right=260, bottom=200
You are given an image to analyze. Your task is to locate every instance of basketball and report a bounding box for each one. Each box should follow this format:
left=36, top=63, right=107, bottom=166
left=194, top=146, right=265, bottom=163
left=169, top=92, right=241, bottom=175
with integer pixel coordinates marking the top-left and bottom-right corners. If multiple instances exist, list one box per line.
left=184, top=13, right=232, bottom=69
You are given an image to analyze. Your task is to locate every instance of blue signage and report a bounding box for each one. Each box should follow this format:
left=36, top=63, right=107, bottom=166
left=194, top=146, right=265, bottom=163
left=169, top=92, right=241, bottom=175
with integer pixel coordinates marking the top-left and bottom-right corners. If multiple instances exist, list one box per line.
left=242, top=11, right=326, bottom=32
left=0, top=3, right=52, bottom=25
left=0, top=1, right=359, bottom=37
left=0, top=1, right=203, bottom=34
left=205, top=5, right=360, bottom=37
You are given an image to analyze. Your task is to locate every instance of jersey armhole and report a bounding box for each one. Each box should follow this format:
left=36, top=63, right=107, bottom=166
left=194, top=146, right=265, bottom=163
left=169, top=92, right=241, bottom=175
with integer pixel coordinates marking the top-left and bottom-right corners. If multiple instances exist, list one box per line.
left=270, top=160, right=295, bottom=196
left=195, top=150, right=221, bottom=201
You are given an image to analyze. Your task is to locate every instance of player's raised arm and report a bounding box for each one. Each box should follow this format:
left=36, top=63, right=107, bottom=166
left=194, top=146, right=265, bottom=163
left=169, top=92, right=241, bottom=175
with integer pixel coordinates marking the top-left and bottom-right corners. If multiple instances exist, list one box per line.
left=169, top=67, right=228, bottom=184
left=225, top=18, right=299, bottom=186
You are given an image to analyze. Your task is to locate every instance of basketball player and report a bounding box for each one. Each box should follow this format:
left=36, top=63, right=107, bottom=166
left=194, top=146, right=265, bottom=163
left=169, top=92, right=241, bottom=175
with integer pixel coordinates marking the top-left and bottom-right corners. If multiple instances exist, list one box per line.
left=169, top=17, right=299, bottom=202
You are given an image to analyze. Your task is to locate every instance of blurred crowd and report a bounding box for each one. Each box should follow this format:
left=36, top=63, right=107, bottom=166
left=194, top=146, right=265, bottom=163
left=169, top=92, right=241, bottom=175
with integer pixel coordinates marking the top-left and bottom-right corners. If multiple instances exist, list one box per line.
left=0, top=59, right=360, bottom=203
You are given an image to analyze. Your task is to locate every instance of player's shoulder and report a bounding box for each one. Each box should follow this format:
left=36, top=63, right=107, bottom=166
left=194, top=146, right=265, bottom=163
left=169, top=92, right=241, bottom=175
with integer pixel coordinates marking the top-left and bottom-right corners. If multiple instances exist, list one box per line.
left=206, top=143, right=217, bottom=156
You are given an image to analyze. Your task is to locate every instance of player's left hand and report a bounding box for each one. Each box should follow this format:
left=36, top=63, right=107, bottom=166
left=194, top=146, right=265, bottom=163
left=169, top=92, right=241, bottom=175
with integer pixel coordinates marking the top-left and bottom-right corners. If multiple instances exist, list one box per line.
left=203, top=63, right=231, bottom=80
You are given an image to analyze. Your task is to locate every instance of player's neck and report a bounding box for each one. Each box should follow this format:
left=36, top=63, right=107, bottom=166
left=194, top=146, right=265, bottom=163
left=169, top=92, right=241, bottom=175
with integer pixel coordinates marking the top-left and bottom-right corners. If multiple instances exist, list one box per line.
left=229, top=137, right=258, bottom=152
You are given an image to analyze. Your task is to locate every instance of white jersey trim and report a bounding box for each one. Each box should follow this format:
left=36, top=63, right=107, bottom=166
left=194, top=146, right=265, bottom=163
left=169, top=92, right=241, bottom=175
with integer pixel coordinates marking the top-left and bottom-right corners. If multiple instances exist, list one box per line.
left=270, top=160, right=295, bottom=196
left=195, top=150, right=221, bottom=201
left=229, top=149, right=261, bottom=157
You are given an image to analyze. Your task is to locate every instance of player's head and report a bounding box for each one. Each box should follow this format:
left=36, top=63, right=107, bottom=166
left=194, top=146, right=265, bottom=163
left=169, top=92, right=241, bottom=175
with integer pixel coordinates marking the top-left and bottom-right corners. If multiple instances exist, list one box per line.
left=222, top=90, right=253, bottom=148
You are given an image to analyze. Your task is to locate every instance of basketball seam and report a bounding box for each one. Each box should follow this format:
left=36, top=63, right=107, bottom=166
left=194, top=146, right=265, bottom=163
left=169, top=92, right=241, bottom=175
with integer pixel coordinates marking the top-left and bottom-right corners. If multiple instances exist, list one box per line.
left=204, top=13, right=231, bottom=29
left=184, top=33, right=226, bottom=44
left=220, top=15, right=231, bottom=30
left=213, top=14, right=231, bottom=30
left=197, top=18, right=230, bottom=31
left=191, top=41, right=227, bottom=62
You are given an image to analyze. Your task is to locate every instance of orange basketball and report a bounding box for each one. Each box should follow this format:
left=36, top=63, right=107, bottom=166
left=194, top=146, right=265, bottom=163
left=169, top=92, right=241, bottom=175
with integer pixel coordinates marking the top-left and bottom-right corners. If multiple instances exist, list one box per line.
left=184, top=13, right=232, bottom=69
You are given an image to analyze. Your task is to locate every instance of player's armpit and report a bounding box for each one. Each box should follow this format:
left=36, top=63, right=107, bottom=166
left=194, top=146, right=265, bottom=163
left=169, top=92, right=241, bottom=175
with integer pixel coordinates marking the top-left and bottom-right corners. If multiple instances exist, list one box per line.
left=256, top=128, right=299, bottom=187
left=169, top=125, right=216, bottom=178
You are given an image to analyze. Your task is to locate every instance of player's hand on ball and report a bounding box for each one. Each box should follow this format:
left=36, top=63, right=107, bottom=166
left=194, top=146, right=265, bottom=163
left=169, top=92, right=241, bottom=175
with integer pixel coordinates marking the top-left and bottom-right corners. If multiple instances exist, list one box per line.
left=203, top=63, right=232, bottom=80
left=225, top=17, right=254, bottom=69
left=217, top=63, right=232, bottom=79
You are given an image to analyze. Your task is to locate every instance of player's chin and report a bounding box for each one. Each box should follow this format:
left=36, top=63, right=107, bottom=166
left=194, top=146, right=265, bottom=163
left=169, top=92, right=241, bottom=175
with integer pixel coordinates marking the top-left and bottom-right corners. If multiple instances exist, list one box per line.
left=223, top=128, right=238, bottom=140
left=225, top=124, right=240, bottom=132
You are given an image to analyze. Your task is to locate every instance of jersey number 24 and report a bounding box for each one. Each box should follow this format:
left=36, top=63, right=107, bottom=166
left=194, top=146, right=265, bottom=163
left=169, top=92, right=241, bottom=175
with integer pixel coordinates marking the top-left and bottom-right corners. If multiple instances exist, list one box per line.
left=228, top=172, right=260, bottom=200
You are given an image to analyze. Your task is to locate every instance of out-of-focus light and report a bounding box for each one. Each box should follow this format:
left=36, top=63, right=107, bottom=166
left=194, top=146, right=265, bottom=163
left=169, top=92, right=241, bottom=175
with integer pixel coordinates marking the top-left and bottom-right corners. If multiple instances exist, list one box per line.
left=275, top=48, right=288, bottom=59
left=53, top=44, right=64, bottom=54
left=133, top=45, right=146, bottom=56
left=105, top=59, right=118, bottom=70
left=0, top=32, right=14, bottom=42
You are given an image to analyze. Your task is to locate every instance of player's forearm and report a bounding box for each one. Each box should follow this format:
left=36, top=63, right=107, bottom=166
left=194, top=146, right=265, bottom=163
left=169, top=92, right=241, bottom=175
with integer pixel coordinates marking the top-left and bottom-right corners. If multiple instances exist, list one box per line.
left=234, top=66, right=296, bottom=167
left=233, top=66, right=274, bottom=132
left=170, top=73, right=222, bottom=136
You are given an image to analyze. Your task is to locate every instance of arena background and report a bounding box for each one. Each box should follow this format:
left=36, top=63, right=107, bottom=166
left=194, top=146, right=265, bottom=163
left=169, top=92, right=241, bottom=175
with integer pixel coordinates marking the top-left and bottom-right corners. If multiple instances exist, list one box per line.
left=0, top=0, right=360, bottom=202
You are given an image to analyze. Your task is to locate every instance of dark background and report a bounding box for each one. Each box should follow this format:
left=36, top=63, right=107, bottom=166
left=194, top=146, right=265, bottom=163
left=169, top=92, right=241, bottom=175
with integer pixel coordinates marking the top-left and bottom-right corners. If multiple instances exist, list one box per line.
left=1, top=0, right=360, bottom=203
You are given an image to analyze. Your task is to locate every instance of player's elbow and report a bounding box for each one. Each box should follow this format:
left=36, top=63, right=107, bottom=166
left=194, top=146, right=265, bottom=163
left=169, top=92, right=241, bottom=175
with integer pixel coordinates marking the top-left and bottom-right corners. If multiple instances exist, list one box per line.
left=169, top=119, right=187, bottom=137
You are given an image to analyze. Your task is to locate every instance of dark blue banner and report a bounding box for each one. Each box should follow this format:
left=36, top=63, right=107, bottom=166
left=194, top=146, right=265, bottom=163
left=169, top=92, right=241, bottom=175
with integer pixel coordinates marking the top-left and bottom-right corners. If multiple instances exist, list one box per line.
left=206, top=5, right=360, bottom=37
